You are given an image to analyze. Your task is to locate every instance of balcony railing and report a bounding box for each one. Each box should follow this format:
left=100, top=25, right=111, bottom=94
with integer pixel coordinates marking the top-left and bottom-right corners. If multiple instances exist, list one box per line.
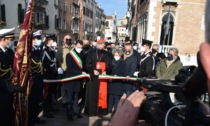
left=0, top=20, right=6, bottom=26
left=159, top=45, right=175, bottom=53
left=162, top=0, right=179, bottom=5
left=34, top=23, right=49, bottom=29
left=35, top=0, right=48, bottom=6
left=72, top=13, right=80, bottom=19
left=73, top=29, right=79, bottom=34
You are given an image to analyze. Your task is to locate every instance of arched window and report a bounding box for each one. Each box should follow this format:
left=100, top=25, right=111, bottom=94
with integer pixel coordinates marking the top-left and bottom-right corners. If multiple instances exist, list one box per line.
left=160, top=13, right=174, bottom=46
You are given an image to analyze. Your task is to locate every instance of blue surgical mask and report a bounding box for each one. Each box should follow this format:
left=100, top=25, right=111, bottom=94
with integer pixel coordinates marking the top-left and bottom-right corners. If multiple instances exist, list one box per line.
left=167, top=54, right=173, bottom=61
left=7, top=42, right=13, bottom=48
left=35, top=40, right=42, bottom=46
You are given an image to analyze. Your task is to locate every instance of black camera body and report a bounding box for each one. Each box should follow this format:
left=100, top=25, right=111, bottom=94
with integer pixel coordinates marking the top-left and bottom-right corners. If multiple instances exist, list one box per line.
left=138, top=53, right=210, bottom=126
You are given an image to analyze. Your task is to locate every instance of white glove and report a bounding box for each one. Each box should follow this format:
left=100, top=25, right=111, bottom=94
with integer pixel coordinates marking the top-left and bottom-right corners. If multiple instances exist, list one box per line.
left=57, top=67, right=64, bottom=75
left=133, top=72, right=139, bottom=77
left=82, top=72, right=87, bottom=75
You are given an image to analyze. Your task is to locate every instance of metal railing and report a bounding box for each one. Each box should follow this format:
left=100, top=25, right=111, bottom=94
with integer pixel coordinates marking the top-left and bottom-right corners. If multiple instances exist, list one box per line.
left=159, top=45, right=176, bottom=53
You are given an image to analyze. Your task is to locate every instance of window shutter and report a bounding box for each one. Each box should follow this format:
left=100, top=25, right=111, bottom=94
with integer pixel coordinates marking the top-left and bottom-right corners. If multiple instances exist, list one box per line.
left=18, top=4, right=21, bottom=23
left=1, top=4, right=6, bottom=22
left=45, top=15, right=49, bottom=27
left=21, top=9, right=25, bottom=23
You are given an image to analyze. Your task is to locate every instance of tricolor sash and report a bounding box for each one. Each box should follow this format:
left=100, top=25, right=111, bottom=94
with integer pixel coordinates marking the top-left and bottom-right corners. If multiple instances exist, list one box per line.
left=43, top=74, right=141, bottom=83
left=69, top=50, right=83, bottom=70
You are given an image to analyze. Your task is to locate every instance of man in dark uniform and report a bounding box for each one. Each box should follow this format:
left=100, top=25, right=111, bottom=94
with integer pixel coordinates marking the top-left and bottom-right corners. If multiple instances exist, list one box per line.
left=85, top=39, right=113, bottom=116
left=4, top=30, right=16, bottom=66
left=138, top=39, right=155, bottom=78
left=42, top=34, right=57, bottom=118
left=64, top=40, right=84, bottom=121
left=28, top=30, right=46, bottom=125
left=0, top=27, right=24, bottom=126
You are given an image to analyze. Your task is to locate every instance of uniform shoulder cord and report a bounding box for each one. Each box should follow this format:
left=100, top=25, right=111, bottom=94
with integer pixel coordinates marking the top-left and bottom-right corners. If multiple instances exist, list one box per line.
left=31, top=59, right=43, bottom=74
left=0, top=62, right=13, bottom=80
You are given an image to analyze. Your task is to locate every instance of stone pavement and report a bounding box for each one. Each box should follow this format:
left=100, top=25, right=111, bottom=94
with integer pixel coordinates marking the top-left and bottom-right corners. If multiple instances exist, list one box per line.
left=35, top=100, right=149, bottom=126
left=35, top=103, right=111, bottom=126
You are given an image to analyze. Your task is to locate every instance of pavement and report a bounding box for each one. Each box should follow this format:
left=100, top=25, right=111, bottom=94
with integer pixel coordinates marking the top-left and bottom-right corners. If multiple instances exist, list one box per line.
left=35, top=102, right=148, bottom=126
left=35, top=103, right=111, bottom=126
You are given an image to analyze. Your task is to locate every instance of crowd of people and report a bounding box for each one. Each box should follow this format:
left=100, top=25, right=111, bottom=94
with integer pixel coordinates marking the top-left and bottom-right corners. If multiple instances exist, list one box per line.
left=0, top=27, right=184, bottom=126
left=2, top=1, right=210, bottom=125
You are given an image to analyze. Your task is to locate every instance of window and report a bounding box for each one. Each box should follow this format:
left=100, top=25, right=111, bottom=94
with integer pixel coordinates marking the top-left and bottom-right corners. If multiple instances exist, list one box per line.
left=105, top=21, right=109, bottom=27
left=160, top=13, right=174, bottom=46
left=36, top=12, right=40, bottom=23
left=40, top=13, right=44, bottom=24
left=59, top=17, right=62, bottom=29
left=63, top=19, right=66, bottom=30
left=55, top=15, right=58, bottom=28
left=54, top=0, right=58, bottom=6
left=45, top=15, right=49, bottom=27
left=139, top=0, right=145, bottom=5
left=83, top=6, right=85, bottom=15
left=18, top=4, right=24, bottom=24
left=0, top=4, right=6, bottom=22
left=70, top=4, right=74, bottom=14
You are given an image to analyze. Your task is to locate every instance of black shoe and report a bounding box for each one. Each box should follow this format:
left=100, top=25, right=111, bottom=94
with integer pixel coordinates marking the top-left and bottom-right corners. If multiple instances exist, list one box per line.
left=34, top=118, right=46, bottom=124
left=28, top=124, right=35, bottom=126
left=77, top=114, right=83, bottom=119
left=67, top=114, right=73, bottom=121
left=43, top=112, right=55, bottom=118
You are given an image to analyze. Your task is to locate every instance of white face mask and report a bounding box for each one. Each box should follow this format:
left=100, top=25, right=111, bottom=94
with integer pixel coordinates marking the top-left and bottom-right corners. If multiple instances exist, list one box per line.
left=35, top=40, right=42, bottom=46
left=93, top=42, right=97, bottom=46
left=75, top=48, right=82, bottom=53
left=133, top=46, right=137, bottom=50
left=140, top=46, right=146, bottom=52
left=114, top=56, right=121, bottom=61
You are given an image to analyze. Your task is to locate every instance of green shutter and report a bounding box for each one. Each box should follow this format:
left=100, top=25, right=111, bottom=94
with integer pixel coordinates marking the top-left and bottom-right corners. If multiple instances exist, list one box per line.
left=18, top=4, right=21, bottom=23
left=21, top=9, right=25, bottom=23
left=45, top=15, right=49, bottom=27
left=1, top=4, right=6, bottom=22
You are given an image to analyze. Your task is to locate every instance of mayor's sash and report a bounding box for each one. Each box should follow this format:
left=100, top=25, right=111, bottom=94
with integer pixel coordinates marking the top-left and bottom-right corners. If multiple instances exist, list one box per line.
left=69, top=50, right=83, bottom=70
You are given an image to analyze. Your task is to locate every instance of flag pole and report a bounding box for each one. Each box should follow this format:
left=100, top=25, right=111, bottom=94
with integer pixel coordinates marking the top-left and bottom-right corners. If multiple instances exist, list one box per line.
left=12, top=0, right=34, bottom=125
left=161, top=5, right=171, bottom=53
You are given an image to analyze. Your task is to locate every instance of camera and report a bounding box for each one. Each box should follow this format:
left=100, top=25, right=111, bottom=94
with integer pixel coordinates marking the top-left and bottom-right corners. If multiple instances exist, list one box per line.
left=138, top=53, right=210, bottom=126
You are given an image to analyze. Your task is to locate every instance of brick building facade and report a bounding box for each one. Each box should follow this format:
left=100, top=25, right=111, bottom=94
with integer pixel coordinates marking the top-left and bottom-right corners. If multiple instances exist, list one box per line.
left=129, top=0, right=205, bottom=55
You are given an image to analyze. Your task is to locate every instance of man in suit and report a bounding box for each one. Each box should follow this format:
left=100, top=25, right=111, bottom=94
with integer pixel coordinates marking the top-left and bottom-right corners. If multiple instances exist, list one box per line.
left=64, top=40, right=84, bottom=121
left=123, top=40, right=138, bottom=96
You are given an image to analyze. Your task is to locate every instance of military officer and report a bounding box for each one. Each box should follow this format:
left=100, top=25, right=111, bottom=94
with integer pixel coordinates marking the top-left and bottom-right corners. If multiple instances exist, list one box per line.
left=42, top=34, right=57, bottom=118
left=0, top=27, right=24, bottom=126
left=138, top=39, right=155, bottom=78
left=28, top=30, right=46, bottom=125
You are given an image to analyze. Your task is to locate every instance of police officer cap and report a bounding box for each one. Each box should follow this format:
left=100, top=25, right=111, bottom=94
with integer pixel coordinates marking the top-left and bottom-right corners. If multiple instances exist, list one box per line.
left=33, top=30, right=42, bottom=39
left=142, top=39, right=153, bottom=47
left=45, top=34, right=56, bottom=41
left=0, top=27, right=15, bottom=39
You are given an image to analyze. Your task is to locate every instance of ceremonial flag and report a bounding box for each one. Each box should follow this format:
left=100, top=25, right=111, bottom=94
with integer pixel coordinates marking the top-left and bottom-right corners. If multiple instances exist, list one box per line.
left=12, top=0, right=34, bottom=125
